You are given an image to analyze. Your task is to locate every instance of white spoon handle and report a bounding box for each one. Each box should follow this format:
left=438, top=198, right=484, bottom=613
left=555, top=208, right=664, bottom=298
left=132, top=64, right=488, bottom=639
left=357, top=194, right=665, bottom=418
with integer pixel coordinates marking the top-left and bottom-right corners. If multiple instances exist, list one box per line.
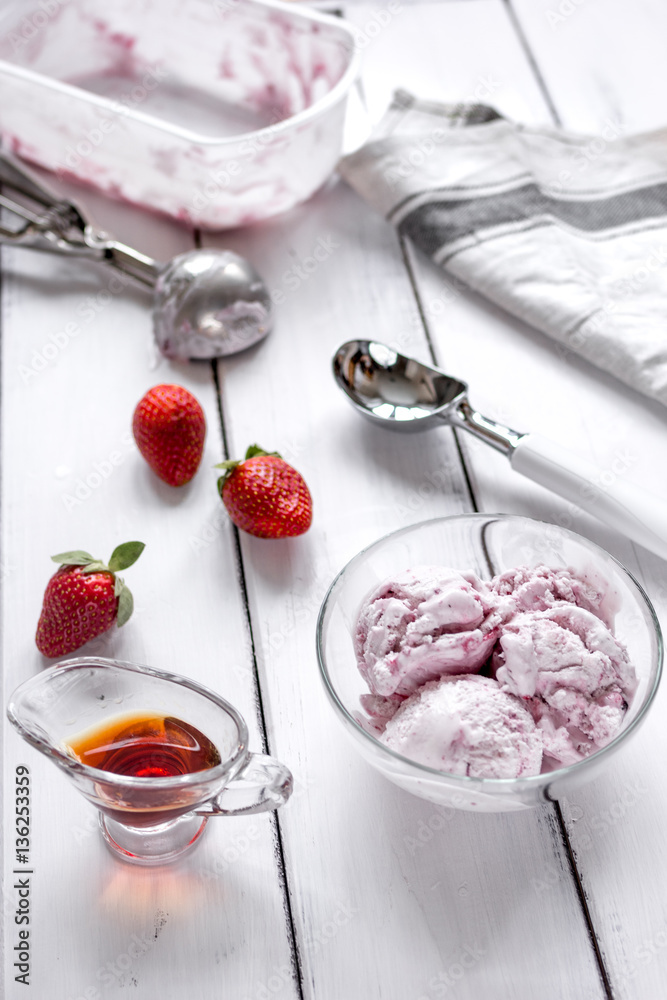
left=510, top=433, right=667, bottom=561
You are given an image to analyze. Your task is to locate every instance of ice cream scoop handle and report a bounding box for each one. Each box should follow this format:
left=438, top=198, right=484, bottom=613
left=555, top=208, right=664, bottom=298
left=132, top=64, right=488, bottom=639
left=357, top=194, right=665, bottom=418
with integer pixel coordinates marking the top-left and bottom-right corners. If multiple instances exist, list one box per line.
left=510, top=433, right=667, bottom=560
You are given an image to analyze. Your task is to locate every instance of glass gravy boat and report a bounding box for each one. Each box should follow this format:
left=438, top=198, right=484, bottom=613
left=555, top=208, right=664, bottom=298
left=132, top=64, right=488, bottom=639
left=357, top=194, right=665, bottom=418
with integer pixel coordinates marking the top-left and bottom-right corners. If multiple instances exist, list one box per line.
left=7, top=657, right=293, bottom=866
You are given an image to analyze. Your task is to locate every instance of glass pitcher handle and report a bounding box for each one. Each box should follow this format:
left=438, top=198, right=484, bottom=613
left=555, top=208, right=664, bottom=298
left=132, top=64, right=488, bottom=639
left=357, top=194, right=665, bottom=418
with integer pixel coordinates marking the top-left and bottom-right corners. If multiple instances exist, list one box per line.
left=195, top=753, right=293, bottom=817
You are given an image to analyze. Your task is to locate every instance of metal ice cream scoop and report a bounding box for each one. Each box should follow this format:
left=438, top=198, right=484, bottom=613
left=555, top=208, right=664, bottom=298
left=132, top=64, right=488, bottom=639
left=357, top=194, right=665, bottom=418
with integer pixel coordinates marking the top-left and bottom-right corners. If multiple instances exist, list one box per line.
left=0, top=151, right=272, bottom=360
left=333, top=339, right=667, bottom=561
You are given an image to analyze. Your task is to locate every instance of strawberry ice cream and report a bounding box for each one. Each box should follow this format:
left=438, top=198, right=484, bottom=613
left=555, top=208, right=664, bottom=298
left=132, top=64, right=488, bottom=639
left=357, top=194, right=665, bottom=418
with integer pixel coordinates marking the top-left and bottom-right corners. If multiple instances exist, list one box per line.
left=354, top=566, right=507, bottom=698
left=380, top=674, right=543, bottom=778
left=354, top=563, right=638, bottom=777
left=494, top=603, right=638, bottom=764
left=491, top=564, right=616, bottom=628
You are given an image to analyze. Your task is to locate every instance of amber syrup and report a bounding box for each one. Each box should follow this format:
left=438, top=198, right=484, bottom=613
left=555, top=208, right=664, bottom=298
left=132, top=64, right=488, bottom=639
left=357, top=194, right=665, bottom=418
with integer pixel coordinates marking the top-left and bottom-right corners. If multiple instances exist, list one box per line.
left=65, top=713, right=222, bottom=778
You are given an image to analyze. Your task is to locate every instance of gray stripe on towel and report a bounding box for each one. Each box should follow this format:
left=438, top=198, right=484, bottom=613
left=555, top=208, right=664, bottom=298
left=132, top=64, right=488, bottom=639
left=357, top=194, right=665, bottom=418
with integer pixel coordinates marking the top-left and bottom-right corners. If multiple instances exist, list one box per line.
left=397, top=181, right=667, bottom=256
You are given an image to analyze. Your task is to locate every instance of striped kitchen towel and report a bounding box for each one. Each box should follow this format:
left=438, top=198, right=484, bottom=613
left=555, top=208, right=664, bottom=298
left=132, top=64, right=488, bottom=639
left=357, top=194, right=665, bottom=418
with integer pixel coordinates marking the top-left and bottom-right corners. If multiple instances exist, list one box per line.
left=338, top=90, right=667, bottom=406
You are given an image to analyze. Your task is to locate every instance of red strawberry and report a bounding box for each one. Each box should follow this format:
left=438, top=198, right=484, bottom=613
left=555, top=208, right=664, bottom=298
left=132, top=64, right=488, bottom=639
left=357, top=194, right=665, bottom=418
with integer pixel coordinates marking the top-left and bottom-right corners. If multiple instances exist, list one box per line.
left=133, top=384, right=206, bottom=487
left=217, top=445, right=313, bottom=539
left=36, top=542, right=145, bottom=658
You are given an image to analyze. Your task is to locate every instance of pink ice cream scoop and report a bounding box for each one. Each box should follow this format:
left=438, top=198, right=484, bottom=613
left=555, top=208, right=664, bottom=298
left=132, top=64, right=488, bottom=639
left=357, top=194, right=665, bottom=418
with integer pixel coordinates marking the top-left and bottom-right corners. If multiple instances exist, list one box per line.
left=495, top=603, right=638, bottom=763
left=354, top=561, right=638, bottom=778
left=380, top=674, right=543, bottom=778
left=354, top=566, right=506, bottom=698
left=491, top=564, right=617, bottom=628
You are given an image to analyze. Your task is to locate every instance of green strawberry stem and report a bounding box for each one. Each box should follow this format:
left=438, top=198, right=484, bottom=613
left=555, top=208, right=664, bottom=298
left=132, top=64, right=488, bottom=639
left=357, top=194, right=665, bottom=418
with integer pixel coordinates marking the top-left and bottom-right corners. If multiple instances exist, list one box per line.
left=49, top=541, right=145, bottom=628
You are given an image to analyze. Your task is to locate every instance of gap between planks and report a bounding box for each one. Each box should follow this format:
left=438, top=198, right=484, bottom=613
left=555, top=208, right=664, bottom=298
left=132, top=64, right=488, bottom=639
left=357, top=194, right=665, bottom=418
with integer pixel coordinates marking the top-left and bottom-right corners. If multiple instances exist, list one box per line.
left=211, top=358, right=306, bottom=1000
left=504, top=0, right=563, bottom=125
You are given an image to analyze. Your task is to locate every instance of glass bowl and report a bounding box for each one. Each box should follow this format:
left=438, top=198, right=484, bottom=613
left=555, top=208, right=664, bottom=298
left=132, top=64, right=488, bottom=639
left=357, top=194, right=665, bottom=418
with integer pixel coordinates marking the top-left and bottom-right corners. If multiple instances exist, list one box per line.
left=0, top=0, right=360, bottom=228
left=316, top=514, right=663, bottom=812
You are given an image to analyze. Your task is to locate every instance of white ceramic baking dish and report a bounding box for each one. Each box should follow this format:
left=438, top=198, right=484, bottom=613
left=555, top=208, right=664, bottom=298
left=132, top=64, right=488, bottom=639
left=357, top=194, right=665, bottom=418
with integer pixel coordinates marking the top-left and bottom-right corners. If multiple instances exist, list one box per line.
left=0, top=0, right=360, bottom=228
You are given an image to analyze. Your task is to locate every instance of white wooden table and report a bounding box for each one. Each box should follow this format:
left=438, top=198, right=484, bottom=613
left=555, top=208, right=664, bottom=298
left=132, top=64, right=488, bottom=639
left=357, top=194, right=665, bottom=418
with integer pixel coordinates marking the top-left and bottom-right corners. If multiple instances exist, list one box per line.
left=3, top=2, right=667, bottom=997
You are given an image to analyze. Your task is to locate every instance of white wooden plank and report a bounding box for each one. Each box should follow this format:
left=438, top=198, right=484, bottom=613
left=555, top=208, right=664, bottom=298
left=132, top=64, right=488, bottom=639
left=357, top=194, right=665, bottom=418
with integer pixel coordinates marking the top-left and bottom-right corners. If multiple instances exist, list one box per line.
left=346, top=0, right=553, bottom=127
left=199, top=6, right=611, bottom=995
left=500, top=2, right=667, bottom=997
left=510, top=0, right=667, bottom=133
left=397, top=1, right=667, bottom=996
left=1, top=183, right=297, bottom=998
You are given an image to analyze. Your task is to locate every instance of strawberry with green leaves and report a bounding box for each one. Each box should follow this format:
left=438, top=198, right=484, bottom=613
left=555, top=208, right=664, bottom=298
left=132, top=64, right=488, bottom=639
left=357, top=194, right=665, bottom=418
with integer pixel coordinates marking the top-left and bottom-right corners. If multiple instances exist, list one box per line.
left=36, top=541, right=145, bottom=658
left=133, top=384, right=206, bottom=487
left=217, top=445, right=312, bottom=539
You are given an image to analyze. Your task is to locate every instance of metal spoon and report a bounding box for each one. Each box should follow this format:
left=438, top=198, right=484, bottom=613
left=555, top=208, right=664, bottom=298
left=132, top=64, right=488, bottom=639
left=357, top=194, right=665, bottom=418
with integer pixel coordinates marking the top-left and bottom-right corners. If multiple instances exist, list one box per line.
left=0, top=151, right=271, bottom=360
left=333, top=339, right=667, bottom=561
